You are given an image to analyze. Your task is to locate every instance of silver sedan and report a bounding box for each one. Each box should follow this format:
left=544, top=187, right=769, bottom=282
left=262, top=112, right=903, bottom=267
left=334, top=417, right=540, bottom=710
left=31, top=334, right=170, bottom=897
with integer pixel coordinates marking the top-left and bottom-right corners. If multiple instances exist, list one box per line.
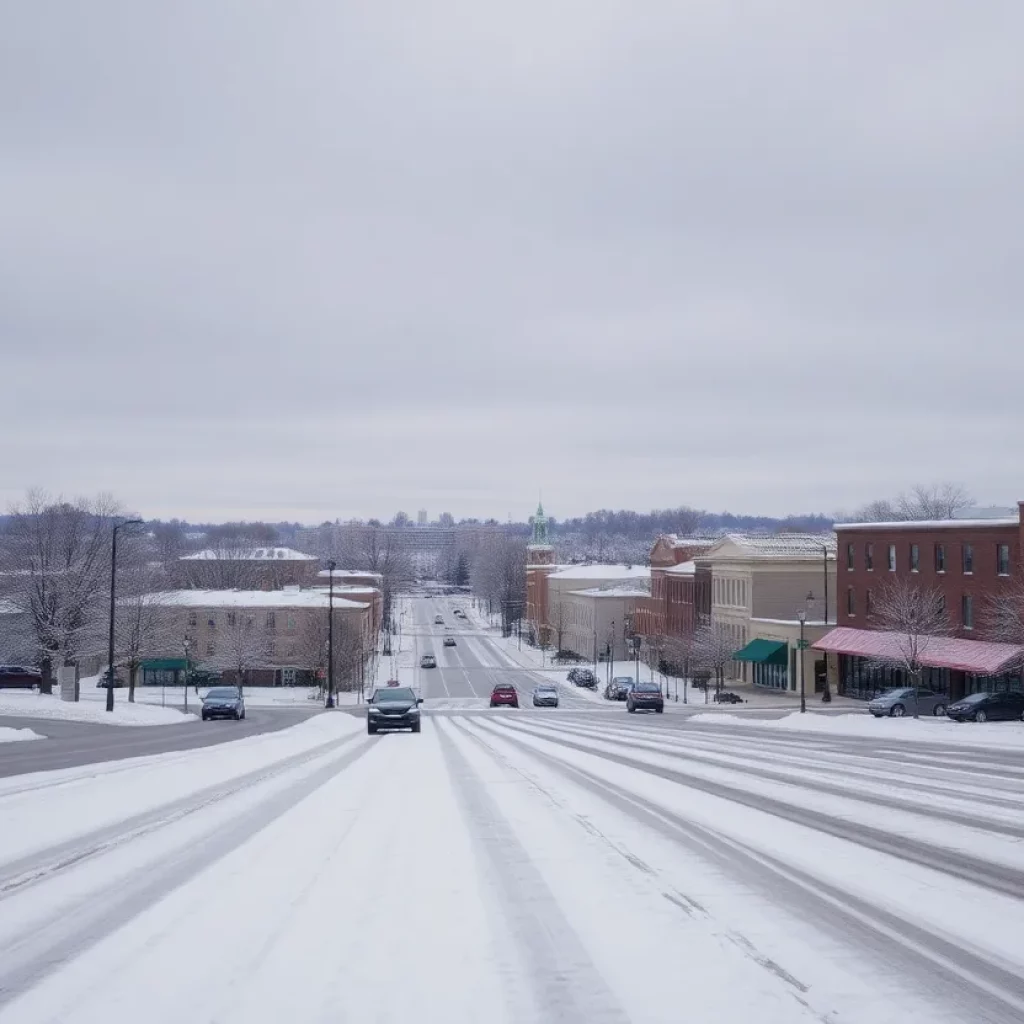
left=867, top=687, right=948, bottom=718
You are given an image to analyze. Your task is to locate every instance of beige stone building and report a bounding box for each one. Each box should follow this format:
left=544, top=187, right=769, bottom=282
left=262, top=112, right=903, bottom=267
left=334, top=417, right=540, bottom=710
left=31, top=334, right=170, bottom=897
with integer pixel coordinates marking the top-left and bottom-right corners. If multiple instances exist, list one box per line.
left=694, top=535, right=837, bottom=693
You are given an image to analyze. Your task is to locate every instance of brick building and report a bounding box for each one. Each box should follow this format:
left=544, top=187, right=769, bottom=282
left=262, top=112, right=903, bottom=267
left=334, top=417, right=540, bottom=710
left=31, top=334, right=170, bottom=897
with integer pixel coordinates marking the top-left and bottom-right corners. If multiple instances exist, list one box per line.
left=524, top=502, right=561, bottom=645
left=634, top=535, right=718, bottom=641
left=177, top=546, right=319, bottom=589
left=817, top=505, right=1024, bottom=700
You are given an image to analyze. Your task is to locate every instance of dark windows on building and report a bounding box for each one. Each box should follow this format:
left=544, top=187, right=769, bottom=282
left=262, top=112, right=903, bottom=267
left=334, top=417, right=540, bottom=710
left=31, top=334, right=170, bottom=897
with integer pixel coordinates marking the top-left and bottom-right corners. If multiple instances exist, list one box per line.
left=909, top=544, right=920, bottom=572
left=962, top=594, right=974, bottom=630
left=963, top=544, right=974, bottom=574
left=207, top=614, right=216, bottom=629
left=888, top=544, right=897, bottom=571
left=847, top=587, right=856, bottom=616
left=934, top=544, right=946, bottom=573
left=997, top=544, right=1011, bottom=576
left=846, top=543, right=855, bottom=570
left=188, top=610, right=197, bottom=628
left=865, top=543, right=874, bottom=571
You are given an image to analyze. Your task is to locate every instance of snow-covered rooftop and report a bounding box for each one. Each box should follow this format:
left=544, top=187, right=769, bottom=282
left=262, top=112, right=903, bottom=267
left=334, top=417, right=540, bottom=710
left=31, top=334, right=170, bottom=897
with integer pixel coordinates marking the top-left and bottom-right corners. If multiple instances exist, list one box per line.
left=181, top=547, right=317, bottom=561
left=664, top=535, right=718, bottom=550
left=549, top=564, right=650, bottom=581
left=664, top=560, right=697, bottom=576
left=568, top=586, right=650, bottom=599
left=835, top=517, right=1018, bottom=531
left=703, top=534, right=837, bottom=559
left=148, top=589, right=368, bottom=610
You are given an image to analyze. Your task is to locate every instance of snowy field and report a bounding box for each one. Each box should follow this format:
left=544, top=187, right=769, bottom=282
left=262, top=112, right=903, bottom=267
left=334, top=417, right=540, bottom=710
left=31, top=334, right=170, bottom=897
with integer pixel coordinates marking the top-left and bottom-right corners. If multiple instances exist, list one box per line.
left=0, top=689, right=197, bottom=726
left=0, top=726, right=43, bottom=744
left=1, top=705, right=1022, bottom=1023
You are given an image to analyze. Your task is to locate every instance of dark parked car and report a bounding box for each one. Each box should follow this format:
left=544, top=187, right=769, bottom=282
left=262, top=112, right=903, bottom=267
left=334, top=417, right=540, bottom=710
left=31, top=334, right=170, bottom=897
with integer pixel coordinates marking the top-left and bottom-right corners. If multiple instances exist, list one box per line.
left=367, top=686, right=423, bottom=734
left=604, top=676, right=633, bottom=701
left=420, top=654, right=437, bottom=668
left=946, top=691, right=1024, bottom=723
left=0, top=665, right=42, bottom=689
left=714, top=691, right=745, bottom=704
left=626, top=681, right=664, bottom=713
left=201, top=686, right=246, bottom=721
left=490, top=684, right=519, bottom=708
left=443, top=637, right=457, bottom=647
left=434, top=615, right=444, bottom=625
left=532, top=685, right=559, bottom=708
left=569, top=668, right=597, bottom=688
left=867, top=687, right=947, bottom=718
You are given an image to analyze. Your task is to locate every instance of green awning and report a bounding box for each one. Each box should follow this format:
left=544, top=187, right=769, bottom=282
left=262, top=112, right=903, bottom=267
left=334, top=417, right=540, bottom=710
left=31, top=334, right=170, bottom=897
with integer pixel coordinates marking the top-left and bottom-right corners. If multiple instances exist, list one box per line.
left=732, top=639, right=788, bottom=665
left=141, top=658, right=188, bottom=671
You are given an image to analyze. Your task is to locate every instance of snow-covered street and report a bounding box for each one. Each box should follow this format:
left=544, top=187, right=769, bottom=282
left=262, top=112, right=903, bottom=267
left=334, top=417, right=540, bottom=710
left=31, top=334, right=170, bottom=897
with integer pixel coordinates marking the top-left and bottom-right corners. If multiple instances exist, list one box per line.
left=2, top=665, right=1024, bottom=1023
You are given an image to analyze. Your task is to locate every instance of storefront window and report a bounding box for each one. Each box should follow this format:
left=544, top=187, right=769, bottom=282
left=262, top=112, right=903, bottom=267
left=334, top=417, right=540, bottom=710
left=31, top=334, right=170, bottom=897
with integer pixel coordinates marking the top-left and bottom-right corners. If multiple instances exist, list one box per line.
left=753, top=662, right=788, bottom=690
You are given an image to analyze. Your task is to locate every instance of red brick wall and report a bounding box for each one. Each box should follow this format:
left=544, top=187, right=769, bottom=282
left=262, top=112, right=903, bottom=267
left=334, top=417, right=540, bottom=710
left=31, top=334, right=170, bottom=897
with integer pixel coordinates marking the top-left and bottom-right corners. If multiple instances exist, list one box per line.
left=836, top=520, right=1020, bottom=639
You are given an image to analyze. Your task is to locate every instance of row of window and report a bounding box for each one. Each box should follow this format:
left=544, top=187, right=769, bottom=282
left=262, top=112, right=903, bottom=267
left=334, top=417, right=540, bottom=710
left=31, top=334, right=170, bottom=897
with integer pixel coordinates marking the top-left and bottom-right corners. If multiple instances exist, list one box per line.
left=845, top=587, right=975, bottom=628
left=713, top=576, right=748, bottom=609
left=197, top=640, right=294, bottom=658
left=846, top=541, right=1011, bottom=576
left=186, top=610, right=298, bottom=630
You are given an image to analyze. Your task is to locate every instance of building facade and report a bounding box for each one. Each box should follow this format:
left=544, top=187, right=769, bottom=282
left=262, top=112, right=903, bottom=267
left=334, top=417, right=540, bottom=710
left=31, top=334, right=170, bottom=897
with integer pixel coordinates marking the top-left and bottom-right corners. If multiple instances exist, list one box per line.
left=177, top=546, right=320, bottom=589
left=560, top=586, right=648, bottom=663
left=634, top=536, right=717, bottom=641
left=817, top=506, right=1024, bottom=700
left=525, top=502, right=559, bottom=645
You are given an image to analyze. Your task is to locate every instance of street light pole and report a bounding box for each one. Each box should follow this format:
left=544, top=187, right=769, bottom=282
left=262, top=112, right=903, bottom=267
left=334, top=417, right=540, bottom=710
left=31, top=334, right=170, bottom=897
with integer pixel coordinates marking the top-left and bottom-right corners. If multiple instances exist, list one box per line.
left=326, top=559, right=336, bottom=708
left=106, top=517, right=143, bottom=713
left=797, top=608, right=807, bottom=714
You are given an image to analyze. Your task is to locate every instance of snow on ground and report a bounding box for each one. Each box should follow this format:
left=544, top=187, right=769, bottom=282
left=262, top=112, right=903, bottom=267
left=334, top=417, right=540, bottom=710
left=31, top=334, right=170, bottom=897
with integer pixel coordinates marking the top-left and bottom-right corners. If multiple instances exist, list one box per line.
left=690, top=710, right=1024, bottom=748
left=0, top=689, right=196, bottom=727
left=116, top=684, right=362, bottom=709
left=0, top=726, right=44, bottom=744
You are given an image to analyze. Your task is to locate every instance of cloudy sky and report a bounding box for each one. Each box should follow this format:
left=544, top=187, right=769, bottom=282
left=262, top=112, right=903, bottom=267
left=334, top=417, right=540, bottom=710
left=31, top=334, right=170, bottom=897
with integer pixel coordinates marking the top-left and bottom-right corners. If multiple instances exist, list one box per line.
left=3, top=2, right=1022, bottom=523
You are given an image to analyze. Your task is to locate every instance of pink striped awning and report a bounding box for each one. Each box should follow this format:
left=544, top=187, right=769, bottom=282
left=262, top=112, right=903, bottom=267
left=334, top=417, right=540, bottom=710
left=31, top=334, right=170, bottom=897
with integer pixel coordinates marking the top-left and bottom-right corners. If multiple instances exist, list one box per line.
left=813, top=627, right=1024, bottom=676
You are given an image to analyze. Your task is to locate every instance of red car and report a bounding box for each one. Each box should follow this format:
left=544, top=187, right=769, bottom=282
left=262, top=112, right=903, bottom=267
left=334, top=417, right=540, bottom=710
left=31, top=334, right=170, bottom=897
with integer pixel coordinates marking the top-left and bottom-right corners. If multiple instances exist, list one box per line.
left=489, top=684, right=519, bottom=708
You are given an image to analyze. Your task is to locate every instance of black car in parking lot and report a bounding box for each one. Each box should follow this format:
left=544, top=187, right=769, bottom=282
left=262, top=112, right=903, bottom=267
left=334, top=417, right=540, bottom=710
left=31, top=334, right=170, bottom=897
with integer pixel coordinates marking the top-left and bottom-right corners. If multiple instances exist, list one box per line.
left=201, top=687, right=246, bottom=721
left=0, top=665, right=42, bottom=689
left=367, top=686, right=424, bottom=734
left=604, top=676, right=633, bottom=701
left=946, top=691, right=1024, bottom=723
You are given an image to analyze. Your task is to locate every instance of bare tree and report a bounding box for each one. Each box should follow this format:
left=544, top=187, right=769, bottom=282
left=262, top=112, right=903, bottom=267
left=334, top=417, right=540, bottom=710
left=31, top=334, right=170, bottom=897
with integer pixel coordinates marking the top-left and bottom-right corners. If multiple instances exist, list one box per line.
left=984, top=577, right=1024, bottom=674
left=208, top=608, right=272, bottom=690
left=853, top=483, right=973, bottom=523
left=691, top=621, right=738, bottom=702
left=112, top=566, right=180, bottom=702
left=0, top=491, right=123, bottom=682
left=869, top=576, right=951, bottom=716
left=546, top=597, right=573, bottom=657
left=177, top=539, right=268, bottom=590
left=472, top=533, right=526, bottom=636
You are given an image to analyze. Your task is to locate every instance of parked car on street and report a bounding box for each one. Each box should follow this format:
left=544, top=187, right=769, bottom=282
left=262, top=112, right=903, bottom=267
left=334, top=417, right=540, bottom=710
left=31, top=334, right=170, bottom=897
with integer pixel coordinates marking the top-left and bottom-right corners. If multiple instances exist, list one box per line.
left=434, top=615, right=444, bottom=624
left=0, top=665, right=42, bottom=689
left=867, top=687, right=948, bottom=718
left=604, top=676, right=633, bottom=701
left=714, top=691, right=745, bottom=704
left=946, top=691, right=1024, bottom=723
left=532, top=684, right=559, bottom=707
left=367, top=686, right=423, bottom=734
left=201, top=686, right=246, bottom=721
left=420, top=654, right=437, bottom=668
left=489, top=683, right=519, bottom=708
left=443, top=637, right=457, bottom=647
left=626, top=681, right=664, bottom=713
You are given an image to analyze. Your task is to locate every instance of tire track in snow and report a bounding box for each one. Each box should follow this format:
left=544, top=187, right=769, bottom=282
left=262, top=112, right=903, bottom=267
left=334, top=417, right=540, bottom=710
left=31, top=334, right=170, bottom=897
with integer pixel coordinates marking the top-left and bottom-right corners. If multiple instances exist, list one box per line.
left=0, top=736, right=376, bottom=1010
left=469, top=718, right=1024, bottom=1024
left=435, top=718, right=629, bottom=1024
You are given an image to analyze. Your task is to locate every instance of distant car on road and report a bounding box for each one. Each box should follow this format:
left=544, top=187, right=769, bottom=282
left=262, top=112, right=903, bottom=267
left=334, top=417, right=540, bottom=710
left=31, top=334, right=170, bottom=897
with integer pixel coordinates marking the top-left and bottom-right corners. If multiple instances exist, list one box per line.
left=532, top=685, right=559, bottom=707
left=0, top=665, right=42, bottom=689
left=626, top=681, right=664, bottom=713
left=420, top=654, right=437, bottom=668
left=434, top=615, right=444, bottom=625
left=201, top=686, right=245, bottom=721
left=713, top=691, right=745, bottom=704
left=490, top=684, right=519, bottom=708
left=443, top=637, right=457, bottom=647
left=605, top=676, right=633, bottom=701
left=946, top=691, right=1024, bottom=723
left=453, top=609, right=465, bottom=617
left=367, top=686, right=423, bottom=734
left=868, top=687, right=947, bottom=718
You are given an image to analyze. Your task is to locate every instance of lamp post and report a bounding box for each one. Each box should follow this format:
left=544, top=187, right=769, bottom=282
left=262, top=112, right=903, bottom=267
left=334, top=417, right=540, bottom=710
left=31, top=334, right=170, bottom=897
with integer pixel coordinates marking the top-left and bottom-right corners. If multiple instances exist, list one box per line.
left=106, top=517, right=143, bottom=713
left=796, top=607, right=807, bottom=714
left=182, top=637, right=191, bottom=712
left=326, top=559, right=336, bottom=708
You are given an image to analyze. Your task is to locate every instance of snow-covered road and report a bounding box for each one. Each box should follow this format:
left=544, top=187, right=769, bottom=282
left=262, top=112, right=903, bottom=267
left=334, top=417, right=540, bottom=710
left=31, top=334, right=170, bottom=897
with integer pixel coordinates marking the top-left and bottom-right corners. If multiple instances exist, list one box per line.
left=1, top=710, right=1022, bottom=1024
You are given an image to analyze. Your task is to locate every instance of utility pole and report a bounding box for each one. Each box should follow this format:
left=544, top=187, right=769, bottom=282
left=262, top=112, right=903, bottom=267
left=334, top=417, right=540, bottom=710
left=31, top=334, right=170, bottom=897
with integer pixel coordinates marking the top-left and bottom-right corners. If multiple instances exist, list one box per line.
left=106, top=518, right=142, bottom=713
left=326, top=559, right=336, bottom=708
left=797, top=607, right=807, bottom=713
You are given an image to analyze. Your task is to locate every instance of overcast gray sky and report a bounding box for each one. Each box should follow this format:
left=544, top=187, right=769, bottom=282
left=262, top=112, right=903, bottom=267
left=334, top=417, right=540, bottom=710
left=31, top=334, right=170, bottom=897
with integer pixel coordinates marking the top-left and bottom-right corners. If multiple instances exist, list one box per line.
left=3, top=1, right=1022, bottom=523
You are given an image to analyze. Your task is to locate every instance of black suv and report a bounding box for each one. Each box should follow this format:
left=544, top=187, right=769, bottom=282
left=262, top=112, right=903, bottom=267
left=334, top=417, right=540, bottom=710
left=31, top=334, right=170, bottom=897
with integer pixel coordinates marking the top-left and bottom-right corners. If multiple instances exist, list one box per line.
left=367, top=686, right=424, bottom=734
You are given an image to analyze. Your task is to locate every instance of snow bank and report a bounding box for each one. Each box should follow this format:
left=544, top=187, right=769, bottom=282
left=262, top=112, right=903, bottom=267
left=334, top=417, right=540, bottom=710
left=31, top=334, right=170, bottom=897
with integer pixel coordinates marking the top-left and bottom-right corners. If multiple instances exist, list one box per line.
left=0, top=726, right=44, bottom=744
left=0, top=690, right=196, bottom=727
left=690, top=711, right=1024, bottom=748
